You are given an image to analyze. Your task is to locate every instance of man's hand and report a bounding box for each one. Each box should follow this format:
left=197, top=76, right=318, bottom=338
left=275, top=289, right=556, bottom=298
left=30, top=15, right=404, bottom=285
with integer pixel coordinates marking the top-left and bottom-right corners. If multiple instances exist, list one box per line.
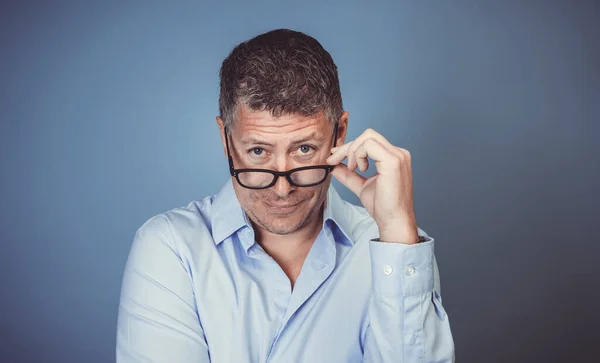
left=326, top=128, right=419, bottom=244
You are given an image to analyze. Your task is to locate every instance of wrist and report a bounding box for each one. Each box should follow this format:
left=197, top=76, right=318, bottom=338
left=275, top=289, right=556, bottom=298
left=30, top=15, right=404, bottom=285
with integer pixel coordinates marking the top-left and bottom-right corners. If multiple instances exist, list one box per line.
left=376, top=213, right=419, bottom=243
left=378, top=225, right=419, bottom=244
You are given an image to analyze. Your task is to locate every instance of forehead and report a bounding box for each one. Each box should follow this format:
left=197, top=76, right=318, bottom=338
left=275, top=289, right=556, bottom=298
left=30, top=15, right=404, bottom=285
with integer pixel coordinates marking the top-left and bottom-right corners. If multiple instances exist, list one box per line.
left=233, top=106, right=329, bottom=136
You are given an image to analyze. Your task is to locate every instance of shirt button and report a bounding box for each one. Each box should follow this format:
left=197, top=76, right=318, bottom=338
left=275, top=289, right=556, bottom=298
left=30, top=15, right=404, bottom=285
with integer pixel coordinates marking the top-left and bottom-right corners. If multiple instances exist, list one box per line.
left=406, top=265, right=416, bottom=275
left=383, top=265, right=393, bottom=275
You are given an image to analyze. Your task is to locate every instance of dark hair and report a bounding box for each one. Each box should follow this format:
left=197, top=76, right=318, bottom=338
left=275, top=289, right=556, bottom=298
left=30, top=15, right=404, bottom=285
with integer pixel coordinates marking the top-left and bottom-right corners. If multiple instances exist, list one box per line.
left=219, top=29, right=343, bottom=133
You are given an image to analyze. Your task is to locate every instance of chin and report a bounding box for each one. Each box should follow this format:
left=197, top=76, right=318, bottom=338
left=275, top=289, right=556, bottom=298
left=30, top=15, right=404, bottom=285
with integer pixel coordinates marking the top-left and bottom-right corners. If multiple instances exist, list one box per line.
left=259, top=213, right=305, bottom=235
left=249, top=206, right=312, bottom=235
left=265, top=224, right=301, bottom=236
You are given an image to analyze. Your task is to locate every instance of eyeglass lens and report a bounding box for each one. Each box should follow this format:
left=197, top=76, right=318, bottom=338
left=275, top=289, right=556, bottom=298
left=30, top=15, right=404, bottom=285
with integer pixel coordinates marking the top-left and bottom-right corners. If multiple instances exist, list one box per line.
left=237, top=168, right=328, bottom=188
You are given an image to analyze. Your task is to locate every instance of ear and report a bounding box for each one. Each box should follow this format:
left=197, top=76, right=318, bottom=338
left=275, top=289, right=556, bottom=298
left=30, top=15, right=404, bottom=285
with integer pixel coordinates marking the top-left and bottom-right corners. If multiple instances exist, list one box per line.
left=216, top=116, right=227, bottom=157
left=335, top=111, right=350, bottom=146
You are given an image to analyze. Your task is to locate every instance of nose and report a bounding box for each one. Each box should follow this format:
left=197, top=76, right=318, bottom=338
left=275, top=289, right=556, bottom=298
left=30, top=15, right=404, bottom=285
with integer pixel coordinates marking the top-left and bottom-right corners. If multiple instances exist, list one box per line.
left=272, top=174, right=294, bottom=197
left=271, top=156, right=294, bottom=197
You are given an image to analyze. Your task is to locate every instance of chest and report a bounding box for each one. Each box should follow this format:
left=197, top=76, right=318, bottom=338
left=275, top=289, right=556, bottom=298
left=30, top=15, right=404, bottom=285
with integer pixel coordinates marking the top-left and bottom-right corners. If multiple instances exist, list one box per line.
left=193, top=238, right=372, bottom=362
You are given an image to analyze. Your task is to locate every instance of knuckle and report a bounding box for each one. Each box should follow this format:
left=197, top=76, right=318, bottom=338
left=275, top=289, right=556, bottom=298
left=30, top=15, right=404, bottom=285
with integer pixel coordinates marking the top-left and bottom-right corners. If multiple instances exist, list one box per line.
left=365, top=138, right=377, bottom=147
left=397, top=147, right=410, bottom=158
left=391, top=155, right=403, bottom=168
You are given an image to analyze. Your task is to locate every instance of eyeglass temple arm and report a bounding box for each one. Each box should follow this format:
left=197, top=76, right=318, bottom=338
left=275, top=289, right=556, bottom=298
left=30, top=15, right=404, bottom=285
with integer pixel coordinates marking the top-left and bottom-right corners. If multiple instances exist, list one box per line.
left=223, top=127, right=235, bottom=175
left=333, top=120, right=339, bottom=148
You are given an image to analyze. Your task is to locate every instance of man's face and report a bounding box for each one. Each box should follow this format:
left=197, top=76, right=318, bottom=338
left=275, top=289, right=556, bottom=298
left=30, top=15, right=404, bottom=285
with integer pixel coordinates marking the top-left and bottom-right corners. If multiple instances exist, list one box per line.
left=218, top=106, right=347, bottom=235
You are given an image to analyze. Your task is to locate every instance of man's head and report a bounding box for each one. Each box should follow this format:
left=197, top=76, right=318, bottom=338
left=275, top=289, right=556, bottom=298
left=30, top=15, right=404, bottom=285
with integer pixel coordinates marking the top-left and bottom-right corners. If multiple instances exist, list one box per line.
left=216, top=29, right=348, bottom=236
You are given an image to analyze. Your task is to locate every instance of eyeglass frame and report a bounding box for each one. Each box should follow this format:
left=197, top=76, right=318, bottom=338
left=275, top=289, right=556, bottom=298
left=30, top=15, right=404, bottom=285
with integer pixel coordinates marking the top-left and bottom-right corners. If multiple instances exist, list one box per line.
left=224, top=121, right=339, bottom=190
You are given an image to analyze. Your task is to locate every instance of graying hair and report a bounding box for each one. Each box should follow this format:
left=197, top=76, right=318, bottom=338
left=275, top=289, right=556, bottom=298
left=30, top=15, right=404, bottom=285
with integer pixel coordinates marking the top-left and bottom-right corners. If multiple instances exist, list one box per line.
left=219, top=29, right=343, bottom=135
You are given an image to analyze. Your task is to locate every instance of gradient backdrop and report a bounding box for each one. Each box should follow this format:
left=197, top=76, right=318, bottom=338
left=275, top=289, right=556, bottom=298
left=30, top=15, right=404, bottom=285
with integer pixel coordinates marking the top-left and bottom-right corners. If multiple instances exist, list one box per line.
left=1, top=1, right=599, bottom=362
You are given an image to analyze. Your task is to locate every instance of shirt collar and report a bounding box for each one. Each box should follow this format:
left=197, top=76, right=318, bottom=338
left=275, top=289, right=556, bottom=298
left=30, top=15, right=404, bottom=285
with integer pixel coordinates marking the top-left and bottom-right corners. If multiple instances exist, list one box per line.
left=211, top=179, right=250, bottom=245
left=323, top=184, right=355, bottom=246
left=211, top=179, right=355, bottom=246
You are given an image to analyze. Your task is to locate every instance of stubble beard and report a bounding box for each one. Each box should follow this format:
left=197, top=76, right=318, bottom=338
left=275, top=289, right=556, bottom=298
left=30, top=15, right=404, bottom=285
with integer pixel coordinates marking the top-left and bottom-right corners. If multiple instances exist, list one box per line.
left=246, top=202, right=315, bottom=235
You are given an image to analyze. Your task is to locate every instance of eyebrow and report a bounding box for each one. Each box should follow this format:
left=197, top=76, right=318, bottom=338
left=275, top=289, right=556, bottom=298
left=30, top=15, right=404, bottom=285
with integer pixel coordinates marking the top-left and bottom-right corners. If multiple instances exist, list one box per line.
left=239, top=132, right=326, bottom=147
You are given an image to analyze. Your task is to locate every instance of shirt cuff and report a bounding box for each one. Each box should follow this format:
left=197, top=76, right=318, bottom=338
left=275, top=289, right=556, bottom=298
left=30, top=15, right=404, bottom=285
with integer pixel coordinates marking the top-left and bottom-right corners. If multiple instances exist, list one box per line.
left=369, top=236, right=434, bottom=297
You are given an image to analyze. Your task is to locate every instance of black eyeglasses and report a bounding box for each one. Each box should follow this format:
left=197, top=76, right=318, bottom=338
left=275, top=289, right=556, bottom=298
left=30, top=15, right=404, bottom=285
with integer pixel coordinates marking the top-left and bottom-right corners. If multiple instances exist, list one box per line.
left=224, top=121, right=339, bottom=190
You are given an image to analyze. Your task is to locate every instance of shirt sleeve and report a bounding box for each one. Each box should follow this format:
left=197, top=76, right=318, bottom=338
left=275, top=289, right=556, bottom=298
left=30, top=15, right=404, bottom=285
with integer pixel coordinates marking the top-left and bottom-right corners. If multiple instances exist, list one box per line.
left=363, top=234, right=455, bottom=362
left=116, top=215, right=210, bottom=362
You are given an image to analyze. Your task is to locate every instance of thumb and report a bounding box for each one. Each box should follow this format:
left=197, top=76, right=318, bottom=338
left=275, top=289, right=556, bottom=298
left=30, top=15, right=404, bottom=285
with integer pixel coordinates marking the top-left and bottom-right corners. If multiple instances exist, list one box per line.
left=330, top=164, right=366, bottom=197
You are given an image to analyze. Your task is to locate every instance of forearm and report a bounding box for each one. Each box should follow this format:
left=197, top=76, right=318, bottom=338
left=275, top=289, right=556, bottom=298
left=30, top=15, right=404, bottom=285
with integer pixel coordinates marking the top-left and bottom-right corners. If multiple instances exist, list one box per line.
left=363, top=235, right=455, bottom=362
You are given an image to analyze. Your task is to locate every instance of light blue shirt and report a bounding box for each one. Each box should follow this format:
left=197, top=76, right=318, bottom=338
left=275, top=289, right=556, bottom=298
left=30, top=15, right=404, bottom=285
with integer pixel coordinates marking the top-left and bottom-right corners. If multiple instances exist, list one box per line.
left=117, top=180, right=455, bottom=362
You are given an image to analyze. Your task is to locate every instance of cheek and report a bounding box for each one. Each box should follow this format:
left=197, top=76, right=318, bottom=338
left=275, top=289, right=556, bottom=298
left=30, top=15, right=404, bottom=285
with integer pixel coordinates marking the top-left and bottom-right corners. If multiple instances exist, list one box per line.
left=233, top=184, right=261, bottom=209
left=299, top=186, right=325, bottom=208
left=247, top=191, right=264, bottom=205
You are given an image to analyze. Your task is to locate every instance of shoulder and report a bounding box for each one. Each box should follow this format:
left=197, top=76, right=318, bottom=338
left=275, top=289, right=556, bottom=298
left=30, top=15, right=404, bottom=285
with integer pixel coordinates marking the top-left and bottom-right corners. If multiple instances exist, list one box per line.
left=132, top=195, right=219, bottom=257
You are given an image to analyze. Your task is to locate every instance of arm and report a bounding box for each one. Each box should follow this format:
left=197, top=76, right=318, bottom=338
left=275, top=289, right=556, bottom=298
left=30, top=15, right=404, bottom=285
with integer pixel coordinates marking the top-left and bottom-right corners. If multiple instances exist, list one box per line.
left=363, top=235, right=455, bottom=362
left=326, top=128, right=455, bottom=361
left=116, top=216, right=210, bottom=362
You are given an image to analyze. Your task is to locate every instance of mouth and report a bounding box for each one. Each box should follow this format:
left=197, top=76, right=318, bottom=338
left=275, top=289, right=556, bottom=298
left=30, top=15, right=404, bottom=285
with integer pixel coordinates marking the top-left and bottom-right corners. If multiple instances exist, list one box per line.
left=264, top=200, right=304, bottom=214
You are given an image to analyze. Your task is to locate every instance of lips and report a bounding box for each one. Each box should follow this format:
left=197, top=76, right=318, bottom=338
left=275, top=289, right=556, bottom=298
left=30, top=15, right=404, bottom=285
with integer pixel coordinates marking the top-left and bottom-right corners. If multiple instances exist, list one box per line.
left=267, top=203, right=298, bottom=208
left=264, top=200, right=303, bottom=213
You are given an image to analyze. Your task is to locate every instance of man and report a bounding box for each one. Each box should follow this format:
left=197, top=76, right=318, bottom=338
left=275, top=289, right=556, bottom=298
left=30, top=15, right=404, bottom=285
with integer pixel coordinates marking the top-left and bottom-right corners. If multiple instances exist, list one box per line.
left=117, top=29, right=455, bottom=362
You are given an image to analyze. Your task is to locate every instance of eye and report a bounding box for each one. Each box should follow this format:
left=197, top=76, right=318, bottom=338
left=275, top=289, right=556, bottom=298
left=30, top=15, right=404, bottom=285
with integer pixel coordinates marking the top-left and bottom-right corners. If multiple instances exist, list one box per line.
left=251, top=147, right=264, bottom=156
left=298, top=145, right=315, bottom=154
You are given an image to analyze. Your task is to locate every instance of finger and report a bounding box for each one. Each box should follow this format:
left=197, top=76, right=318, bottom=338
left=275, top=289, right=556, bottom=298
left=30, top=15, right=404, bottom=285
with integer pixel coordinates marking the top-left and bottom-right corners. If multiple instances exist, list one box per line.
left=327, top=141, right=353, bottom=165
left=347, top=140, right=357, bottom=172
left=346, top=141, right=356, bottom=172
left=339, top=129, right=401, bottom=170
left=353, top=138, right=401, bottom=175
left=347, top=141, right=370, bottom=173
left=330, top=163, right=366, bottom=197
left=357, top=152, right=369, bottom=172
left=350, top=128, right=400, bottom=158
left=328, top=128, right=401, bottom=167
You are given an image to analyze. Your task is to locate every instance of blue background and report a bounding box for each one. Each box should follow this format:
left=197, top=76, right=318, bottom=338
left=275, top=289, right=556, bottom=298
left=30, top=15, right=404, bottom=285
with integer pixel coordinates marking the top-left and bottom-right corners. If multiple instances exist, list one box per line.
left=1, top=1, right=599, bottom=362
